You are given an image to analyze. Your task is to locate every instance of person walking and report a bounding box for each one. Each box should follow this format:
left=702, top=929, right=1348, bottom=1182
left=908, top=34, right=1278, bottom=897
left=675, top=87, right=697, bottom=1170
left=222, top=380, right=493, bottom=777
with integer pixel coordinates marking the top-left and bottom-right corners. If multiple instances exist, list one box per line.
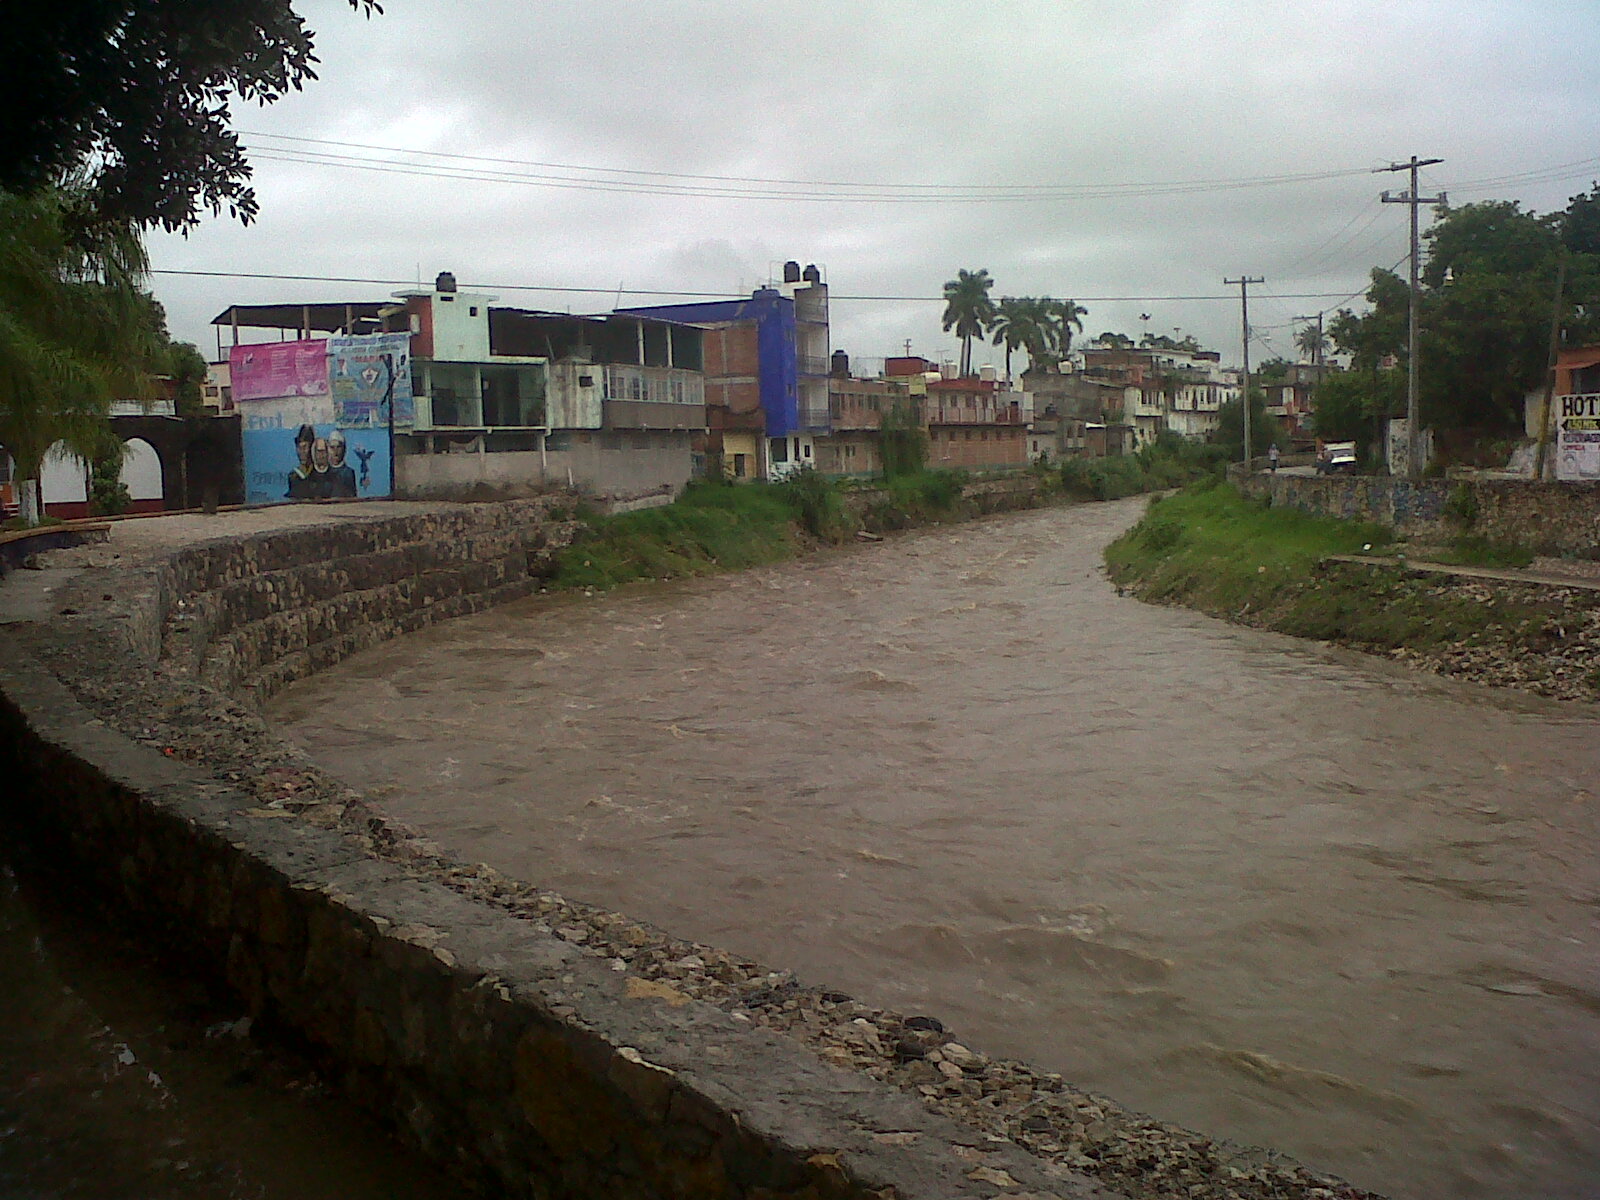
left=1268, top=442, right=1280, bottom=473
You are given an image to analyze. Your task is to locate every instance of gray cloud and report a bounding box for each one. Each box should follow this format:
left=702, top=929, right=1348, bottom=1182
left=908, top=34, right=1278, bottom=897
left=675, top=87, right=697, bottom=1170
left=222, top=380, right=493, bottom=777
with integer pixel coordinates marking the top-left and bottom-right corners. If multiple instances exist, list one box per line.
left=151, top=0, right=1600, bottom=367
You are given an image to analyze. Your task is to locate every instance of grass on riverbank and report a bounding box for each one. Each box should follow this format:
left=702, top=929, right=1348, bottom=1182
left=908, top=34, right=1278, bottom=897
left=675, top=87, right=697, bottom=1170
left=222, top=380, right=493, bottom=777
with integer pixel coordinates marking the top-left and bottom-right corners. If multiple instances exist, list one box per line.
left=1060, top=433, right=1229, bottom=500
left=552, top=440, right=1230, bottom=596
left=552, top=469, right=979, bottom=591
left=551, top=481, right=800, bottom=591
left=1104, top=482, right=1561, bottom=651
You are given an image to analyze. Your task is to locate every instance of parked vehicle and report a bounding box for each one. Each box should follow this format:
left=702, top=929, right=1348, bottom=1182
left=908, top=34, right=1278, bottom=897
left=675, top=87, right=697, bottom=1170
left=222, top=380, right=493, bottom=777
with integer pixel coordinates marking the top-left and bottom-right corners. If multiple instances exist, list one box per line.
left=1316, top=441, right=1358, bottom=475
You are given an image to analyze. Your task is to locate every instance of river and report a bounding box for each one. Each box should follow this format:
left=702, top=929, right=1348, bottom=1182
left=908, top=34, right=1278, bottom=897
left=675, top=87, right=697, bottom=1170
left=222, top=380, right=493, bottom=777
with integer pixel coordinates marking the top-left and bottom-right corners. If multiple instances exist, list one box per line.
left=269, top=497, right=1600, bottom=1199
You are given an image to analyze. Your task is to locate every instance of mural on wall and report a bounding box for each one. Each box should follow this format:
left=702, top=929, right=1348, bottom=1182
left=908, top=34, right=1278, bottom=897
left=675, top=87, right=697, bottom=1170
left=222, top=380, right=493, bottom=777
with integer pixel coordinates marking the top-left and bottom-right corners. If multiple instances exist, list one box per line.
left=1556, top=393, right=1600, bottom=481
left=329, top=332, right=414, bottom=427
left=234, top=334, right=410, bottom=505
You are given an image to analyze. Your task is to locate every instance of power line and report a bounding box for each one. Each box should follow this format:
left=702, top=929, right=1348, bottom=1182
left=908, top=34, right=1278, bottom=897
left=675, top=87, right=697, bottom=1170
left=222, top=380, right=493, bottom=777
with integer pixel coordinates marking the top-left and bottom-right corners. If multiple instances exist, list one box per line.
left=239, top=130, right=1380, bottom=202
left=149, top=267, right=1368, bottom=304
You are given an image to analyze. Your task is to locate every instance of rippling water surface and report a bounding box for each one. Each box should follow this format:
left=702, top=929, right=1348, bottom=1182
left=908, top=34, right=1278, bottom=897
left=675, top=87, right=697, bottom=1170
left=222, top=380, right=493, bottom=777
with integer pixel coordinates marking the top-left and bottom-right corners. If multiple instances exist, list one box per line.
left=272, top=498, right=1600, bottom=1199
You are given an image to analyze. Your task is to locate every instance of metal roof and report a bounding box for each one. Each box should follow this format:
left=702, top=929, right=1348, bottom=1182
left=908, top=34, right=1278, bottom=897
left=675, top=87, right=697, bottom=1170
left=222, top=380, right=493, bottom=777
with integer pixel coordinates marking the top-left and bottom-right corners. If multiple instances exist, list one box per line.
left=210, top=301, right=392, bottom=332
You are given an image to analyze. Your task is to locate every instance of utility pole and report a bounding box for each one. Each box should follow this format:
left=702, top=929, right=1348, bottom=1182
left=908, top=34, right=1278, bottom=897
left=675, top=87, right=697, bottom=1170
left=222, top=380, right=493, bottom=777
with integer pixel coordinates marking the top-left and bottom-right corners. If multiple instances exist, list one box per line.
left=1378, top=156, right=1445, bottom=480
left=1225, top=276, right=1264, bottom=466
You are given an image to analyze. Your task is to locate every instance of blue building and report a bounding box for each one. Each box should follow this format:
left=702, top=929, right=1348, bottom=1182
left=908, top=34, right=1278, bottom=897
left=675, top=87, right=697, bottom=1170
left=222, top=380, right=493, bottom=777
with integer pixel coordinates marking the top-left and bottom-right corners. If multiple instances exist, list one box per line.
left=618, top=263, right=830, bottom=478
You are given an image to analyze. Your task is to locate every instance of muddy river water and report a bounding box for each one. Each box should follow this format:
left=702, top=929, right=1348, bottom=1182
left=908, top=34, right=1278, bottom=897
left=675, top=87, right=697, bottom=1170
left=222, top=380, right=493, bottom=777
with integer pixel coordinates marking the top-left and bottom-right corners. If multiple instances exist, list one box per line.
left=272, top=498, right=1600, bottom=1199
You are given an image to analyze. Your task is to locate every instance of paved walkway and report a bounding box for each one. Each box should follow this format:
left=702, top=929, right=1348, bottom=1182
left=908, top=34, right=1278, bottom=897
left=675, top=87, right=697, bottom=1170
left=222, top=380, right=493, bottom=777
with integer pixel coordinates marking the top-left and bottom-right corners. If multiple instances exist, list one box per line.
left=1326, top=552, right=1600, bottom=592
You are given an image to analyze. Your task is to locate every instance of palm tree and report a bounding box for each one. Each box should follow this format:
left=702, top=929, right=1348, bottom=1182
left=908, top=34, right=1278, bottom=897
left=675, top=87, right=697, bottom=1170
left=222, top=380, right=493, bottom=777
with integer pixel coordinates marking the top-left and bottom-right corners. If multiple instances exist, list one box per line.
left=989, top=297, right=1030, bottom=380
left=1050, top=298, right=1087, bottom=365
left=1295, top=321, right=1329, bottom=366
left=0, top=185, right=164, bottom=524
left=1018, top=297, right=1061, bottom=372
left=941, top=268, right=996, bottom=377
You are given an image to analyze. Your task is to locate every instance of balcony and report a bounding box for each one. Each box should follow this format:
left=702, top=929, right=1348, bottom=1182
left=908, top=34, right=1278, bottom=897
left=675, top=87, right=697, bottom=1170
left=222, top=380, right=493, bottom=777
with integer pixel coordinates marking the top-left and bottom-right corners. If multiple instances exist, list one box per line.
left=927, top=404, right=1023, bottom=426
left=796, top=354, right=831, bottom=376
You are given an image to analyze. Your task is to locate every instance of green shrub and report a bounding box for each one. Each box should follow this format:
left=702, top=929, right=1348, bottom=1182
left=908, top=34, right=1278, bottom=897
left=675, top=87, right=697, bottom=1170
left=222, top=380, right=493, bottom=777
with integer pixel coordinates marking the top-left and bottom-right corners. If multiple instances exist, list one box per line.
left=780, top=467, right=855, bottom=543
left=1443, top=482, right=1480, bottom=528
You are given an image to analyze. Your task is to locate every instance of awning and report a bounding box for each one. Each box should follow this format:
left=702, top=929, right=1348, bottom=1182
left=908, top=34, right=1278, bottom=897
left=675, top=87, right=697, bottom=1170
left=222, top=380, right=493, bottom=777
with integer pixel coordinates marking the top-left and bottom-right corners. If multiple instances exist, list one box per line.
left=210, top=301, right=392, bottom=333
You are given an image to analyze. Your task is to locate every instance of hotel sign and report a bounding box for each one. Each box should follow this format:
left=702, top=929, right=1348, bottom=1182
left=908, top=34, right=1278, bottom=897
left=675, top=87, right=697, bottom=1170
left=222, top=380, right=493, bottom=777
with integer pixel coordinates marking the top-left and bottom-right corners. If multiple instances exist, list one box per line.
left=1556, top=393, right=1600, bottom=481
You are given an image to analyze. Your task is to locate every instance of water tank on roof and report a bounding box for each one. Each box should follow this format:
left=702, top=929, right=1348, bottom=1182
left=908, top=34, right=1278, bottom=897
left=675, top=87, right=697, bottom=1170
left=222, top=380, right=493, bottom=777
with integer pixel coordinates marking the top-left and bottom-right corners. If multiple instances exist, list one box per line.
left=435, top=271, right=457, bottom=293
left=802, top=264, right=821, bottom=284
left=979, top=365, right=998, bottom=382
left=831, top=349, right=850, bottom=377
left=783, top=261, right=802, bottom=283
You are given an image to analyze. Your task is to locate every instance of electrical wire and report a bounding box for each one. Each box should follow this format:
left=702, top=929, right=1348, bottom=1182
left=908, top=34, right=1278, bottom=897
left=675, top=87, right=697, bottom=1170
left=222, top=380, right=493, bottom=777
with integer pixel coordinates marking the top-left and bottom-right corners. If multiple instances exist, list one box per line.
left=239, top=130, right=1381, bottom=203
left=152, top=267, right=1369, bottom=304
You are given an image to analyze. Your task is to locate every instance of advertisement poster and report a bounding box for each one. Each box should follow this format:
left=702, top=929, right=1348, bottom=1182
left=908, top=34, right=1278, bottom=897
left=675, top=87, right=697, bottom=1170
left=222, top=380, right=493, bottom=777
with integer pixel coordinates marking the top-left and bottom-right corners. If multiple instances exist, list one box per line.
left=230, top=339, right=331, bottom=402
left=329, top=332, right=414, bottom=427
left=234, top=333, right=403, bottom=504
left=1555, top=393, right=1600, bottom=481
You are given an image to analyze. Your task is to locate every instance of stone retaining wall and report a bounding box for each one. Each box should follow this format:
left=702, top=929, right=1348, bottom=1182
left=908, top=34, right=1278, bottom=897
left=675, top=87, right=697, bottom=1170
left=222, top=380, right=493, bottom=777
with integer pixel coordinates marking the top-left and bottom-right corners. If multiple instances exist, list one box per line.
left=149, top=499, right=580, bottom=703
left=1231, top=470, right=1600, bottom=556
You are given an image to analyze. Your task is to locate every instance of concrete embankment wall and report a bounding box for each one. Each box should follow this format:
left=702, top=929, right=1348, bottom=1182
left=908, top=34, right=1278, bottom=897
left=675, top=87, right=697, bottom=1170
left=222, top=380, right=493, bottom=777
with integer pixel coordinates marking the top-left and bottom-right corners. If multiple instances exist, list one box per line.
left=1232, top=470, right=1600, bottom=556
left=0, top=500, right=1105, bottom=1200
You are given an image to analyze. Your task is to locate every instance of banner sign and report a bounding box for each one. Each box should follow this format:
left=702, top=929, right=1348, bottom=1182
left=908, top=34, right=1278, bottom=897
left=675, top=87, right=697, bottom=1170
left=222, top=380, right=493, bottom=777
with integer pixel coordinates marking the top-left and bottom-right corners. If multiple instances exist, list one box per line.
left=230, top=339, right=329, bottom=402
left=329, top=332, right=414, bottom=427
left=1555, top=393, right=1600, bottom=481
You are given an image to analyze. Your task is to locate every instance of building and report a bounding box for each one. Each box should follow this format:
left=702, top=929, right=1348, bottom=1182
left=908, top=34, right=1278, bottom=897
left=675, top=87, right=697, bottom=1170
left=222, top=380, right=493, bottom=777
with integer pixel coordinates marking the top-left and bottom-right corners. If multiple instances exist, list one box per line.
left=1079, top=343, right=1239, bottom=447
left=1022, top=373, right=1132, bottom=459
left=884, top=358, right=1029, bottom=472
left=815, top=363, right=909, bottom=477
left=614, top=261, right=831, bottom=480
left=1, top=386, right=243, bottom=519
left=213, top=273, right=707, bottom=502
left=1260, top=362, right=1332, bottom=444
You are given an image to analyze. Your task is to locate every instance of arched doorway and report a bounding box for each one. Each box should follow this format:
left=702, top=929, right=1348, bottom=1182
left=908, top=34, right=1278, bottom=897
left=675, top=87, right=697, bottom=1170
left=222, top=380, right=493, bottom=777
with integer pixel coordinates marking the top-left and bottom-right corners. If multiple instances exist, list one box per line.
left=119, top=437, right=165, bottom=513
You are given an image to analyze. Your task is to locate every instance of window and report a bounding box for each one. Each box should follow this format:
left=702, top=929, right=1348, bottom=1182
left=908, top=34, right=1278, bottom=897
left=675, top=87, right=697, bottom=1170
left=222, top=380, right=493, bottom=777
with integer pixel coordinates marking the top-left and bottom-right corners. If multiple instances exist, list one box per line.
left=481, top=364, right=546, bottom=427
left=429, top=362, right=480, bottom=426
left=771, top=438, right=789, bottom=463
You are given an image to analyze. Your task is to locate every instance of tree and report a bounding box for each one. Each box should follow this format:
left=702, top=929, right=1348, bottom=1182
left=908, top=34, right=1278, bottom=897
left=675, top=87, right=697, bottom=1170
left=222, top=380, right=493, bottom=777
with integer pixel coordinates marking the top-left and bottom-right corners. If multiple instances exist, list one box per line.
left=1254, top=357, right=1292, bottom=385
left=1329, top=268, right=1409, bottom=373
left=989, top=297, right=1030, bottom=380
left=879, top=395, right=929, bottom=479
left=1295, top=322, right=1329, bottom=365
left=1330, top=198, right=1600, bottom=438
left=941, top=268, right=997, bottom=377
left=1311, top=369, right=1404, bottom=464
left=2, top=1, right=380, bottom=231
left=167, top=341, right=211, bottom=417
left=1093, top=331, right=1134, bottom=350
left=1212, top=389, right=1270, bottom=460
left=0, top=187, right=166, bottom=524
left=1050, top=298, right=1087, bottom=363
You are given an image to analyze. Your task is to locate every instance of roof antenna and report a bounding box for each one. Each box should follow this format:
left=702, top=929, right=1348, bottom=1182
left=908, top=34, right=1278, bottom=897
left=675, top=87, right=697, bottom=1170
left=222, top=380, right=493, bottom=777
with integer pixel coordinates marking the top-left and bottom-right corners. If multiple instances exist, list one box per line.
left=614, top=280, right=624, bottom=309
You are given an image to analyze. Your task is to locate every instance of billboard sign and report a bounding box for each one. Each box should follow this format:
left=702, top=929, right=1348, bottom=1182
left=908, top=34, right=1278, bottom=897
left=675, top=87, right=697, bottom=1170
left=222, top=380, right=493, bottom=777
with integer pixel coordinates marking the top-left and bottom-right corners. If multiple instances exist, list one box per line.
left=1555, top=393, right=1600, bottom=481
left=230, top=339, right=330, bottom=402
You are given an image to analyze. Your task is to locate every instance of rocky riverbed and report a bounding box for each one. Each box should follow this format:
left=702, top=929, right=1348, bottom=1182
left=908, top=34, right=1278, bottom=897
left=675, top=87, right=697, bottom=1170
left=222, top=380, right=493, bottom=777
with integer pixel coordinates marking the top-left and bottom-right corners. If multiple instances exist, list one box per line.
left=1315, top=566, right=1600, bottom=705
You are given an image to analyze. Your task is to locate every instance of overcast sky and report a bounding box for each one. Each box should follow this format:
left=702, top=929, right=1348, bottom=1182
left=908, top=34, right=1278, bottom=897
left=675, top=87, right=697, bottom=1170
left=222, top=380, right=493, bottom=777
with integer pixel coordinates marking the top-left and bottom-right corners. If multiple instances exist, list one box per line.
left=150, top=0, right=1600, bottom=373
